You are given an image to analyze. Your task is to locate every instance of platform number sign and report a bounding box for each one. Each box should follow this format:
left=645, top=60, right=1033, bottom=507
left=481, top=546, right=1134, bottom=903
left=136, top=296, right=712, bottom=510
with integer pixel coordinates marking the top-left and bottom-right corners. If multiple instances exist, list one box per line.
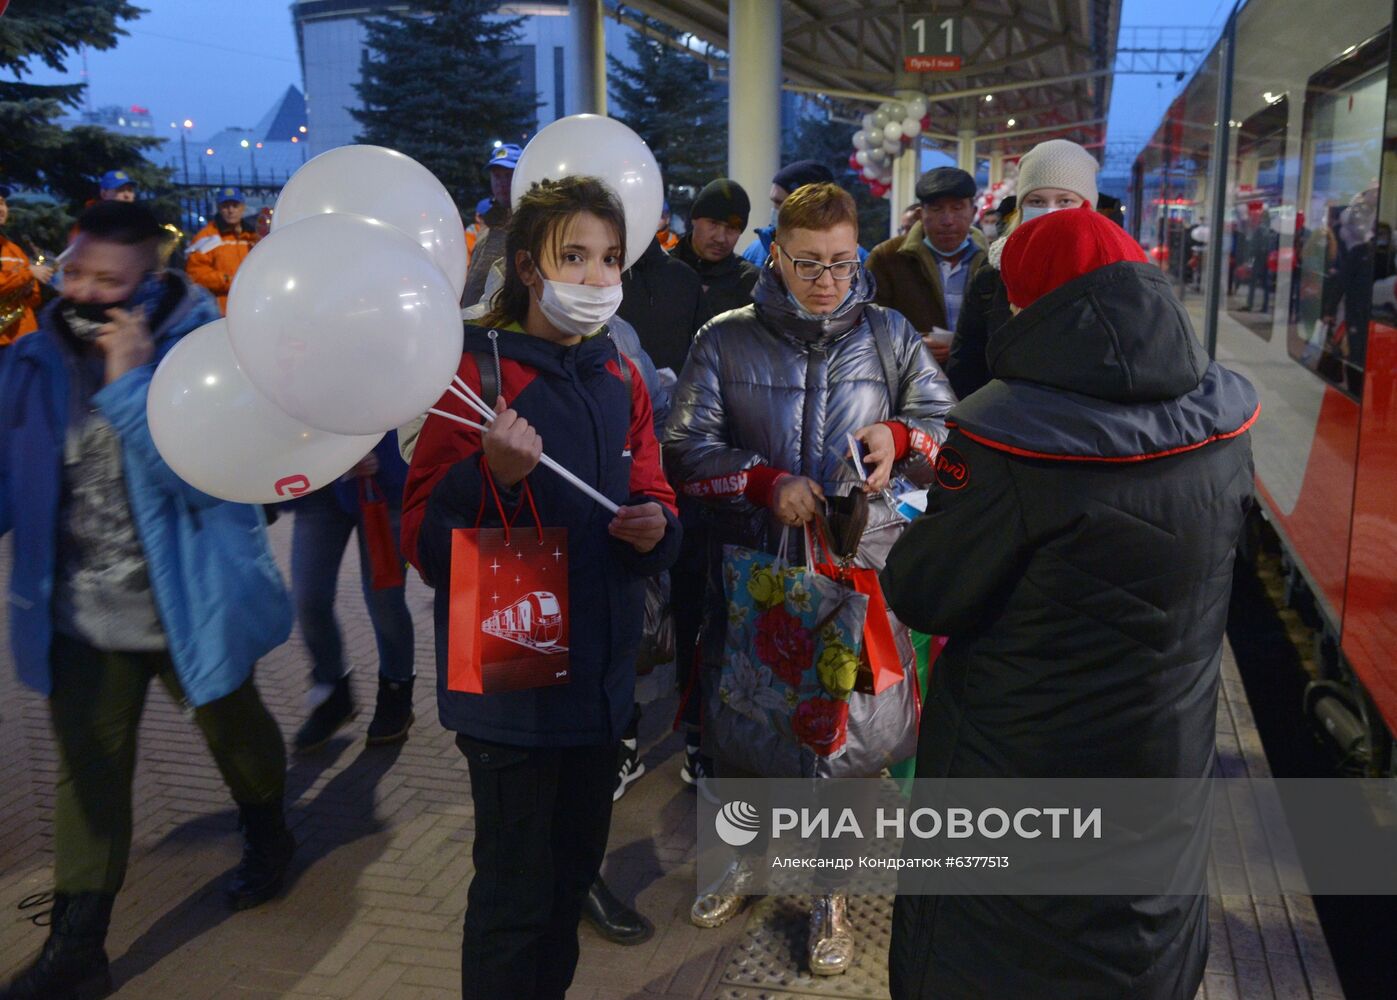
left=904, top=13, right=962, bottom=72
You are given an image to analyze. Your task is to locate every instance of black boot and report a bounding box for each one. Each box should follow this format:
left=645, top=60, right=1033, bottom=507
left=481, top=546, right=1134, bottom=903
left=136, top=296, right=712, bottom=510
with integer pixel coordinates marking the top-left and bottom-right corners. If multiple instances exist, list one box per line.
left=0, top=892, right=114, bottom=1000
left=293, top=676, right=356, bottom=752
left=366, top=677, right=414, bottom=746
left=226, top=802, right=296, bottom=911
left=580, top=878, right=653, bottom=945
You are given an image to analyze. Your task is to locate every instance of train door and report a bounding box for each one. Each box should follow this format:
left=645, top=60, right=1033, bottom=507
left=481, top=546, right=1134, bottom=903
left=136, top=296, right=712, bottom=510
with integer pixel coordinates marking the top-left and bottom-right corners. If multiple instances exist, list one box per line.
left=1342, top=24, right=1397, bottom=740
left=1212, top=0, right=1390, bottom=632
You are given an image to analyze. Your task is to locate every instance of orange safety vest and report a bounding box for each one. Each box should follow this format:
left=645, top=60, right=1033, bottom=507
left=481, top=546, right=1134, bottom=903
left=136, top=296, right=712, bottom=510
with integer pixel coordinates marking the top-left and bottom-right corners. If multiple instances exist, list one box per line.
left=186, top=221, right=260, bottom=314
left=0, top=233, right=41, bottom=346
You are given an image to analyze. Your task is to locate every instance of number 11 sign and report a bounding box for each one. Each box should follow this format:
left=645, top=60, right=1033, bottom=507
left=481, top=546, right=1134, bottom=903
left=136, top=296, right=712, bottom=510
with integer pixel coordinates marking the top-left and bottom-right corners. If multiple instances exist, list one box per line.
left=904, top=13, right=962, bottom=72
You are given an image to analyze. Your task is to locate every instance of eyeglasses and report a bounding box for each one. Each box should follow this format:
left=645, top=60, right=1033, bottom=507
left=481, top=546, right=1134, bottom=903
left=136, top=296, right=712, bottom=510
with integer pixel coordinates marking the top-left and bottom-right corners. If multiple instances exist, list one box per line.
left=778, top=245, right=861, bottom=282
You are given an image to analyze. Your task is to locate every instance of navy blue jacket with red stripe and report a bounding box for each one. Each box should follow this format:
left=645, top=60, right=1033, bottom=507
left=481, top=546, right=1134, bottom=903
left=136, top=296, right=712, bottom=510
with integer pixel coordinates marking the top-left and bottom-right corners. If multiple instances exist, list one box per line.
left=402, top=324, right=680, bottom=747
left=881, top=262, right=1258, bottom=999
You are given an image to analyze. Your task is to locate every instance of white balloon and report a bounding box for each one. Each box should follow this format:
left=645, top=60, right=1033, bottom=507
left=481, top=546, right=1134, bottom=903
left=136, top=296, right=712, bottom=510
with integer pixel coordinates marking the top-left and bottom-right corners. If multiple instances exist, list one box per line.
left=863, top=167, right=880, bottom=181
left=862, top=113, right=877, bottom=133
left=883, top=140, right=902, bottom=155
left=852, top=130, right=868, bottom=150
left=227, top=213, right=463, bottom=436
left=902, top=117, right=923, bottom=138
left=855, top=150, right=870, bottom=167
left=510, top=115, right=663, bottom=271
left=866, top=148, right=886, bottom=165
left=906, top=96, right=928, bottom=121
left=873, top=108, right=890, bottom=128
left=889, top=103, right=907, bottom=122
left=148, top=320, right=381, bottom=504
left=884, top=122, right=903, bottom=143
left=272, top=145, right=467, bottom=299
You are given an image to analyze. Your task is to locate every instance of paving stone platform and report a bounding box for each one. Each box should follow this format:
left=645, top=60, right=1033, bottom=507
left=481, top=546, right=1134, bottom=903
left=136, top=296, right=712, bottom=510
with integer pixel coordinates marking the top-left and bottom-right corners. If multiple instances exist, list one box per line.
left=0, top=524, right=1344, bottom=998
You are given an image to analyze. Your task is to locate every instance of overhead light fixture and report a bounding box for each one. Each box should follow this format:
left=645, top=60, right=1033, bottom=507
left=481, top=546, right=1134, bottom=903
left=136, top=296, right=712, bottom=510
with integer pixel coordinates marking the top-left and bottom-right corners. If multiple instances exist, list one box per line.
left=1007, top=118, right=1016, bottom=127
left=984, top=94, right=994, bottom=103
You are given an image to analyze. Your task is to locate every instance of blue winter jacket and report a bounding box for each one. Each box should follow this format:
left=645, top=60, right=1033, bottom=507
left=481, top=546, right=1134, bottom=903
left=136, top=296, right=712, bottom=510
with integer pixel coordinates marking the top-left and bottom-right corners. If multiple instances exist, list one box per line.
left=0, top=273, right=293, bottom=706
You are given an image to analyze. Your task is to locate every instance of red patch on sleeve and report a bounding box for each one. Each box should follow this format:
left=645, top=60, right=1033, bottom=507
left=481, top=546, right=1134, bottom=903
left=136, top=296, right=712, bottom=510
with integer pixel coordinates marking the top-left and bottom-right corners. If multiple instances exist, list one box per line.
left=933, top=446, right=969, bottom=491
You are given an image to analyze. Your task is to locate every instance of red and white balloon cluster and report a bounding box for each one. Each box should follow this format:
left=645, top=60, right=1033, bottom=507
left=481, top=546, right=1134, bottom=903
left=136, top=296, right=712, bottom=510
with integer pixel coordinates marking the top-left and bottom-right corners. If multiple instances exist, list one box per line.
left=849, top=95, right=930, bottom=199
left=147, top=146, right=469, bottom=504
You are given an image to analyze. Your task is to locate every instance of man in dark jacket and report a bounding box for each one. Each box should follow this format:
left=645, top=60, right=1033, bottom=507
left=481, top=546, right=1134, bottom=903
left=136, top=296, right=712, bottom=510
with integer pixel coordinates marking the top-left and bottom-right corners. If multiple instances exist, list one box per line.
left=881, top=210, right=1257, bottom=1000
left=672, top=178, right=759, bottom=316
left=618, top=235, right=710, bottom=373
left=867, top=167, right=987, bottom=366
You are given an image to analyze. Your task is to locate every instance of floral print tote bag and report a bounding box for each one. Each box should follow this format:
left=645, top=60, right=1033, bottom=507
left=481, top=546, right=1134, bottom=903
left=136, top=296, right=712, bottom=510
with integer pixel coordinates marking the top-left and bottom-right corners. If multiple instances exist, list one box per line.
left=718, top=530, right=869, bottom=759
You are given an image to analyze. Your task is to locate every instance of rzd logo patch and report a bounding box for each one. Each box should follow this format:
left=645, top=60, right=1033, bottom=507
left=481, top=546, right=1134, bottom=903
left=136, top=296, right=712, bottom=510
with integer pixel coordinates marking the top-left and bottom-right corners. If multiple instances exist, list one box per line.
left=934, top=446, right=969, bottom=491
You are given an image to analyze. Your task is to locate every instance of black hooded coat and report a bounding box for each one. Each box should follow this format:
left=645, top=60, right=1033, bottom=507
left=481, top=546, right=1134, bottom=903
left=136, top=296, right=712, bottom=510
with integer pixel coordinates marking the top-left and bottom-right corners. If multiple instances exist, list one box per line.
left=882, top=261, right=1258, bottom=999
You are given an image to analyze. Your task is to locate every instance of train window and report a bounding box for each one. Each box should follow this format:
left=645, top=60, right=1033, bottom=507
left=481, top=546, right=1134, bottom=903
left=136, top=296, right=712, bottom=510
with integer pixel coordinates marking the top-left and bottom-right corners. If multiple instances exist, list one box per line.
left=1288, top=30, right=1389, bottom=398
left=1225, top=98, right=1289, bottom=339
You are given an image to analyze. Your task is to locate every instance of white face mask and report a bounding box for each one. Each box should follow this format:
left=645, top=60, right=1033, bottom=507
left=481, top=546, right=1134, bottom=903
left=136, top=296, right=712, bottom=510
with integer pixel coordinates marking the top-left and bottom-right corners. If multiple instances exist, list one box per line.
left=537, top=278, right=623, bottom=338
left=1019, top=204, right=1066, bottom=224
left=981, top=222, right=999, bottom=240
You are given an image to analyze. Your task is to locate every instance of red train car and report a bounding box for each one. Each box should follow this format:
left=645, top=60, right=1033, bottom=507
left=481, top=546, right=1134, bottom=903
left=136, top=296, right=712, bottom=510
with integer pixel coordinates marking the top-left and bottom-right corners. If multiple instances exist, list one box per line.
left=1131, top=0, right=1397, bottom=770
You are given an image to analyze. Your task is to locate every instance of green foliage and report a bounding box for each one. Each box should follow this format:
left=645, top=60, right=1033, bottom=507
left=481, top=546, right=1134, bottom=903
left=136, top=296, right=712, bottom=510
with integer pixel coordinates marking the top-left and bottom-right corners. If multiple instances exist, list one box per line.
left=0, top=1, right=172, bottom=224
left=3, top=198, right=70, bottom=258
left=352, top=0, right=539, bottom=207
left=784, top=108, right=892, bottom=249
left=0, top=0, right=144, bottom=77
left=608, top=19, right=726, bottom=196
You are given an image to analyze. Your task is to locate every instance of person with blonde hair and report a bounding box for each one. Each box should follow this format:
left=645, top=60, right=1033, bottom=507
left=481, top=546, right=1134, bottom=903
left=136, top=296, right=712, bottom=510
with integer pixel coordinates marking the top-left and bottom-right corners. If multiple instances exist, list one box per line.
left=665, top=182, right=955, bottom=976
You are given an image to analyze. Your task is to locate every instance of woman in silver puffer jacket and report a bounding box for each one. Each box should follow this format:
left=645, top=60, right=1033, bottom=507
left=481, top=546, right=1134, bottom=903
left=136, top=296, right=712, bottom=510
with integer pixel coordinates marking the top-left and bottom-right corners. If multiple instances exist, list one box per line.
left=663, top=183, right=957, bottom=976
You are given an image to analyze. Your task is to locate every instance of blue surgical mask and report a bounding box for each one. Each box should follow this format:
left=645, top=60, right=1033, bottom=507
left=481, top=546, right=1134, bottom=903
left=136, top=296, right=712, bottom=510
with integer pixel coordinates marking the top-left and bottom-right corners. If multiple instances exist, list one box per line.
left=1020, top=205, right=1066, bottom=224
left=925, top=236, right=973, bottom=259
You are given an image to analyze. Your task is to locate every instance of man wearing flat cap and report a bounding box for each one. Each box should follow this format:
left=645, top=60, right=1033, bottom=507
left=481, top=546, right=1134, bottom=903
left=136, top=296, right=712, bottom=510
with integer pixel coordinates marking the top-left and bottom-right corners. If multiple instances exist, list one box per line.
left=672, top=178, right=759, bottom=316
left=867, top=166, right=987, bottom=366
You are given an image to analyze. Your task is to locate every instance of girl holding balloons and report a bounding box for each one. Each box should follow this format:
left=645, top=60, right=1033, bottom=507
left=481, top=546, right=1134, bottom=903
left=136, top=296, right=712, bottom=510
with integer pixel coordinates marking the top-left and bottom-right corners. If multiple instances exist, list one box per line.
left=400, top=175, right=681, bottom=1000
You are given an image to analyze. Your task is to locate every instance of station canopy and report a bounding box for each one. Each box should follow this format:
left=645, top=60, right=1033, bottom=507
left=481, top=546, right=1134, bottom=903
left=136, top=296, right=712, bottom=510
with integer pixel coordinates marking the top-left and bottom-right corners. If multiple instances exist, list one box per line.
left=618, top=0, right=1123, bottom=156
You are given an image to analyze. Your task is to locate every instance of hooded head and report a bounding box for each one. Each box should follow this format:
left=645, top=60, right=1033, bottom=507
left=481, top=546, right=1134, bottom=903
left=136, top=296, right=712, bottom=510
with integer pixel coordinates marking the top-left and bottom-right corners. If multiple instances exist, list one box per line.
left=992, top=208, right=1207, bottom=404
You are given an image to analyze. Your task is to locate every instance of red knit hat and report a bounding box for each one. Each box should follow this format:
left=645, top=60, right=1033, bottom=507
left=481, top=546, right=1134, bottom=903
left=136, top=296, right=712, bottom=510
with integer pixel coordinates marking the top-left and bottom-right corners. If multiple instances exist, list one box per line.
left=1001, top=207, right=1149, bottom=309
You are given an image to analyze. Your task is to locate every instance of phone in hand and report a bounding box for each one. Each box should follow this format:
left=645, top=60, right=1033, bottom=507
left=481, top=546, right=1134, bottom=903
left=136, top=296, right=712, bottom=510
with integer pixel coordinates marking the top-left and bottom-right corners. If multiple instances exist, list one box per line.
left=846, top=432, right=870, bottom=482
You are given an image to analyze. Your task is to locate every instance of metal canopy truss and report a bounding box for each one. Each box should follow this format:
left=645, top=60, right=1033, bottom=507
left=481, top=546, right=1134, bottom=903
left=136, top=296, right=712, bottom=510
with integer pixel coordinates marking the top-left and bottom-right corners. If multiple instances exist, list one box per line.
left=613, top=0, right=1124, bottom=155
left=1113, top=25, right=1213, bottom=76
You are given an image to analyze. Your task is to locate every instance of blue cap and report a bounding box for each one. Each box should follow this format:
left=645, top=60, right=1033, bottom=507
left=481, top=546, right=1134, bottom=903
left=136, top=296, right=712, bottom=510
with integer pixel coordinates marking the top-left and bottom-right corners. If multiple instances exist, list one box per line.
left=214, top=186, right=244, bottom=205
left=486, top=144, right=522, bottom=170
left=99, top=169, right=135, bottom=191
left=475, top=197, right=493, bottom=216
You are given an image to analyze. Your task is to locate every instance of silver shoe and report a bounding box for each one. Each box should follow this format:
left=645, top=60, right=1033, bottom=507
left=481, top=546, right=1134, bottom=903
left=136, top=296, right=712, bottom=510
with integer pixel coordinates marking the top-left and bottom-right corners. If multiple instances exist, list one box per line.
left=689, top=856, right=755, bottom=929
left=808, top=893, right=855, bottom=976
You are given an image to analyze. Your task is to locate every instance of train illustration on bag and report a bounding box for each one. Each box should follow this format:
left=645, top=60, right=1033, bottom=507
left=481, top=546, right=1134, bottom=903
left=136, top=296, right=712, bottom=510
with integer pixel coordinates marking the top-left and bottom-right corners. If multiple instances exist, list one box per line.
left=482, top=591, right=568, bottom=654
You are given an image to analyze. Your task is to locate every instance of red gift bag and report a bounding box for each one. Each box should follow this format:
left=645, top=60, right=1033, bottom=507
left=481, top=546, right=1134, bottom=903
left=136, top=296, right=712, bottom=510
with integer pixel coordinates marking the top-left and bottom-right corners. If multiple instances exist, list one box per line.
left=358, top=478, right=406, bottom=590
left=447, top=474, right=570, bottom=695
left=807, top=525, right=904, bottom=695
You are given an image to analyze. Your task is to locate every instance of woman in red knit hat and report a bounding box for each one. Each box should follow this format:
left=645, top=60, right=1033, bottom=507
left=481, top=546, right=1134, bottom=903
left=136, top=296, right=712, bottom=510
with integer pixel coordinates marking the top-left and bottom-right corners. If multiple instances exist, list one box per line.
left=881, top=208, right=1260, bottom=1000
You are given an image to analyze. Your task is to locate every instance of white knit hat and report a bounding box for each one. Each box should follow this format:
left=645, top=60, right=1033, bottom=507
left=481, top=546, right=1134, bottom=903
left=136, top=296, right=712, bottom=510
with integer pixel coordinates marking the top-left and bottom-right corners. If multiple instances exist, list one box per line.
left=1016, top=139, right=1100, bottom=208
